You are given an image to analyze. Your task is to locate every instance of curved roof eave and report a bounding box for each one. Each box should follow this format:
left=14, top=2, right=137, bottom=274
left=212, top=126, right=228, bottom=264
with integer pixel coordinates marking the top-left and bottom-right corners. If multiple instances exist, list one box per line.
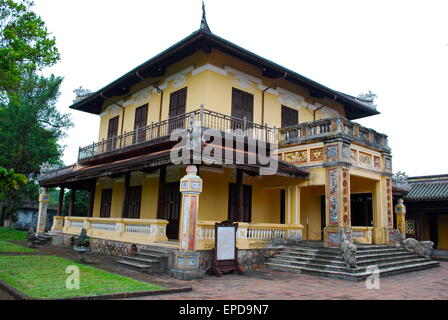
left=70, top=29, right=379, bottom=120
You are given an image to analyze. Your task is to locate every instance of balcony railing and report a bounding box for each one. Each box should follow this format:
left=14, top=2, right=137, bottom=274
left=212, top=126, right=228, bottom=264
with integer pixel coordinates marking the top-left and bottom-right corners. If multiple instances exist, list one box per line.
left=78, top=107, right=277, bottom=162
left=78, top=107, right=390, bottom=163
left=278, top=117, right=390, bottom=151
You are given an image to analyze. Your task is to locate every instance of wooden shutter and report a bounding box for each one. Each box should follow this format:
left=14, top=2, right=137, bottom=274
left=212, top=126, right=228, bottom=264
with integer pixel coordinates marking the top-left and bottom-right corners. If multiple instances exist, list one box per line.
left=100, top=189, right=112, bottom=218
left=133, top=104, right=148, bottom=143
left=126, top=186, right=142, bottom=219
left=232, top=88, right=254, bottom=121
left=281, top=106, right=298, bottom=128
left=106, top=116, right=119, bottom=151
left=168, top=88, right=187, bottom=133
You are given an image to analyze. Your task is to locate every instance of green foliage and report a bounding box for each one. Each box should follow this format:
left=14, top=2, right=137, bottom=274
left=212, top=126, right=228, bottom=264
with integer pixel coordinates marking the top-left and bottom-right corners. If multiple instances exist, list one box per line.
left=0, top=226, right=27, bottom=240
left=0, top=167, right=27, bottom=200
left=0, top=73, right=72, bottom=175
left=0, top=255, right=164, bottom=298
left=62, top=189, right=90, bottom=217
left=0, top=0, right=60, bottom=97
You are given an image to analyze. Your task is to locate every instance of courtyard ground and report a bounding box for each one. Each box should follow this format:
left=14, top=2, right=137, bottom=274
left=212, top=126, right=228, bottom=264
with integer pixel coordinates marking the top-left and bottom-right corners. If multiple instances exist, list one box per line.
left=1, top=241, right=447, bottom=300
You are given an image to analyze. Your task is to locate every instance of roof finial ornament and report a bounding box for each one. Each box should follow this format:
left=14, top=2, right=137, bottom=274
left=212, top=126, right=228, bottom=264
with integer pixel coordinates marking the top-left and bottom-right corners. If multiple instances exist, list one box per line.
left=200, top=0, right=212, bottom=33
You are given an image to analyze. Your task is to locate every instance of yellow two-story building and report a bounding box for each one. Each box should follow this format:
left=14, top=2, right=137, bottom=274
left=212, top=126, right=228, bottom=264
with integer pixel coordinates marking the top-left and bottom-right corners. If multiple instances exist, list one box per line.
left=39, top=12, right=395, bottom=262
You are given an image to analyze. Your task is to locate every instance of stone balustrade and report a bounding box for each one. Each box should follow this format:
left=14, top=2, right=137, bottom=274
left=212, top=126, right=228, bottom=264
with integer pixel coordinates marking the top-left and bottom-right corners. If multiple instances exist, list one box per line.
left=196, top=221, right=303, bottom=250
left=60, top=217, right=169, bottom=245
left=279, top=117, right=390, bottom=152
left=351, top=226, right=373, bottom=244
left=50, top=216, right=65, bottom=233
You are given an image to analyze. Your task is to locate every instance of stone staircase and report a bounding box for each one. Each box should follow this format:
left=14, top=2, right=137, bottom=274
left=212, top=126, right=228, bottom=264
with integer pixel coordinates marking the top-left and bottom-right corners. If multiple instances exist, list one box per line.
left=116, top=246, right=175, bottom=274
left=266, top=242, right=440, bottom=281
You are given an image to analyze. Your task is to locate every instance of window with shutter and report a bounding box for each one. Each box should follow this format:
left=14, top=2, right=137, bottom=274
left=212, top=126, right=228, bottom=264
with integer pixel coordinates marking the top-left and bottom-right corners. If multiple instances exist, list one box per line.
left=100, top=189, right=112, bottom=218
left=133, top=104, right=148, bottom=143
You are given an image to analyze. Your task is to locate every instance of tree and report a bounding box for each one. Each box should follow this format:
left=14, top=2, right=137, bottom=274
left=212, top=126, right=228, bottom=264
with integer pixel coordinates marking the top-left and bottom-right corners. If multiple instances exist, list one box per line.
left=0, top=72, right=72, bottom=175
left=0, top=0, right=60, bottom=98
left=0, top=167, right=27, bottom=227
left=62, top=189, right=90, bottom=217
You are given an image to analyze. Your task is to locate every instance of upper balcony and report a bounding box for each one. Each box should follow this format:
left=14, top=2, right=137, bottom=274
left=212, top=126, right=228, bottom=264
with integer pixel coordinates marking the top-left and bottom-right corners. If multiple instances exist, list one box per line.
left=78, top=107, right=277, bottom=165
left=77, top=107, right=390, bottom=165
left=278, top=117, right=390, bottom=153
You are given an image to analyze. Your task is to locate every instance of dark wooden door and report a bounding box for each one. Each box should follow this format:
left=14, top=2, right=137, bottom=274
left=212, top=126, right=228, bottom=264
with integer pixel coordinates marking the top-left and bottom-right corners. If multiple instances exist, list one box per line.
left=133, top=104, right=148, bottom=144
left=280, top=189, right=286, bottom=224
left=100, top=189, right=112, bottom=218
left=231, top=88, right=254, bottom=130
left=168, top=88, right=187, bottom=133
left=228, top=183, right=252, bottom=222
left=350, top=193, right=373, bottom=226
left=161, top=182, right=181, bottom=239
left=126, top=186, right=142, bottom=219
left=106, top=116, right=119, bottom=151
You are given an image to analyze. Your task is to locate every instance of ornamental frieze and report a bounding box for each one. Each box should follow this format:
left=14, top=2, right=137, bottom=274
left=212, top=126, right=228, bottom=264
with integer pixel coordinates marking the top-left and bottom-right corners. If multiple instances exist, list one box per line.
left=310, top=147, right=324, bottom=162
left=325, top=145, right=338, bottom=161
left=328, top=168, right=339, bottom=225
left=285, top=150, right=308, bottom=164
left=374, top=156, right=381, bottom=170
left=359, top=152, right=372, bottom=167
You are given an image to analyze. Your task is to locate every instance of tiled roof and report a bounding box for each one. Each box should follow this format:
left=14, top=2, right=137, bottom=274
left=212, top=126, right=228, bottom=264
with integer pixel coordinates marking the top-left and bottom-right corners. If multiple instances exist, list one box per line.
left=405, top=182, right=448, bottom=201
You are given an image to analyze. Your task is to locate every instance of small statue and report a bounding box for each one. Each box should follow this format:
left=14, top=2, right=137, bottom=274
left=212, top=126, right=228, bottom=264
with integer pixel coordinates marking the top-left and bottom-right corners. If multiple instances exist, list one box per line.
left=26, top=227, right=38, bottom=248
left=340, top=231, right=357, bottom=268
left=74, top=228, right=91, bottom=263
left=75, top=228, right=90, bottom=248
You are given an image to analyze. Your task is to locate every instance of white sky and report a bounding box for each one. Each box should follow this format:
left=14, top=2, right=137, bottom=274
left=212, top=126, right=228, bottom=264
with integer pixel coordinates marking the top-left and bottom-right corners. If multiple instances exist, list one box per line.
left=32, top=0, right=448, bottom=177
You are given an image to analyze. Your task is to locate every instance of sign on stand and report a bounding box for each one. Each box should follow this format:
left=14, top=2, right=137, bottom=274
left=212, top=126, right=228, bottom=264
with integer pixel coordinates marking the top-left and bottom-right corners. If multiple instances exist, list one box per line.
left=210, top=220, right=244, bottom=277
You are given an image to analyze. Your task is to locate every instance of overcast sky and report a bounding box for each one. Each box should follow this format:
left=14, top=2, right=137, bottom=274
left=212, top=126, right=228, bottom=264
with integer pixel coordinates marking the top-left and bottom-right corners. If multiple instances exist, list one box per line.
left=32, top=0, right=448, bottom=177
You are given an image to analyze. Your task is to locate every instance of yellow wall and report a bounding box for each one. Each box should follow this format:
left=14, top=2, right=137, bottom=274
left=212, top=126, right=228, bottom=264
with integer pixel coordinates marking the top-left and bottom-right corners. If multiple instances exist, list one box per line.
left=300, top=186, right=324, bottom=240
left=198, top=167, right=282, bottom=223
left=96, top=49, right=346, bottom=142
left=140, top=175, right=159, bottom=219
left=438, top=214, right=448, bottom=249
left=92, top=174, right=159, bottom=219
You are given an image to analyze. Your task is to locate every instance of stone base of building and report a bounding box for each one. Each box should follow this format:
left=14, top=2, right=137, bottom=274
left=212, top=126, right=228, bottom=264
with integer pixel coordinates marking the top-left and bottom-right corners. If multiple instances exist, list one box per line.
left=323, top=226, right=352, bottom=247
left=62, top=234, right=281, bottom=274
left=63, top=234, right=138, bottom=256
left=171, top=251, right=205, bottom=280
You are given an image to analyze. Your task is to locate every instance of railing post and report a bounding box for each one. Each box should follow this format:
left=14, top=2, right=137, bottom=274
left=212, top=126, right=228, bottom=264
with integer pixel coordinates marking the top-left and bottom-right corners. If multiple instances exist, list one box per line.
left=150, top=121, right=154, bottom=140
left=200, top=104, right=204, bottom=128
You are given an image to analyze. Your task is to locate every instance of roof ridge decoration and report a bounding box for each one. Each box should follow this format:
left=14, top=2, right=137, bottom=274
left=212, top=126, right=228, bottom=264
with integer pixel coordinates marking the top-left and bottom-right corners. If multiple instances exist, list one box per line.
left=200, top=1, right=212, bottom=33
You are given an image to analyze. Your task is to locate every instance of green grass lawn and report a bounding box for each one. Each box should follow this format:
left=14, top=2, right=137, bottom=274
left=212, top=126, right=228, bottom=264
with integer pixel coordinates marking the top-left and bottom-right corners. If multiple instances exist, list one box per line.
left=0, top=227, right=27, bottom=241
left=0, top=255, right=165, bottom=299
left=0, top=240, right=37, bottom=253
left=0, top=227, right=36, bottom=253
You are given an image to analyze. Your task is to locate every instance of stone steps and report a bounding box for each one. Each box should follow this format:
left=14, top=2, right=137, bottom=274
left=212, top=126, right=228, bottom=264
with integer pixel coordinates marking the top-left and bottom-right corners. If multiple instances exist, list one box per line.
left=266, top=260, right=440, bottom=281
left=266, top=244, right=440, bottom=281
left=116, top=245, right=174, bottom=274
left=268, top=257, right=430, bottom=273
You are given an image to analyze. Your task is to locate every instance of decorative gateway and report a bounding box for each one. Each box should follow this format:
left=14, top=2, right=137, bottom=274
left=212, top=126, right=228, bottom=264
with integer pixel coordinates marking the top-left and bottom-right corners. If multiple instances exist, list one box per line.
left=210, top=220, right=244, bottom=277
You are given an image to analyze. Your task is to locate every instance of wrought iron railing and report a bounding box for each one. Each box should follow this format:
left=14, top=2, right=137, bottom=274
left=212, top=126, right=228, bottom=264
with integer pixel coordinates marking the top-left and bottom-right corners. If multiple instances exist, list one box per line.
left=78, top=107, right=276, bottom=161
left=78, top=106, right=389, bottom=162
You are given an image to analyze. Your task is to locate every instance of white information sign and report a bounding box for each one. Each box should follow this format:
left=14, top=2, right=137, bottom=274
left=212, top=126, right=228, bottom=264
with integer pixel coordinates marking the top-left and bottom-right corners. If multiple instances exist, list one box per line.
left=216, top=226, right=235, bottom=260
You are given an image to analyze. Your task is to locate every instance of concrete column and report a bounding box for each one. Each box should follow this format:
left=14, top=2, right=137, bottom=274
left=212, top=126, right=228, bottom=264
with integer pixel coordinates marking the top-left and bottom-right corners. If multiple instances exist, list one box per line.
left=172, top=165, right=204, bottom=280
left=372, top=176, right=393, bottom=244
left=57, top=187, right=64, bottom=217
left=395, top=198, right=406, bottom=236
left=36, top=188, right=50, bottom=235
left=323, top=167, right=352, bottom=246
